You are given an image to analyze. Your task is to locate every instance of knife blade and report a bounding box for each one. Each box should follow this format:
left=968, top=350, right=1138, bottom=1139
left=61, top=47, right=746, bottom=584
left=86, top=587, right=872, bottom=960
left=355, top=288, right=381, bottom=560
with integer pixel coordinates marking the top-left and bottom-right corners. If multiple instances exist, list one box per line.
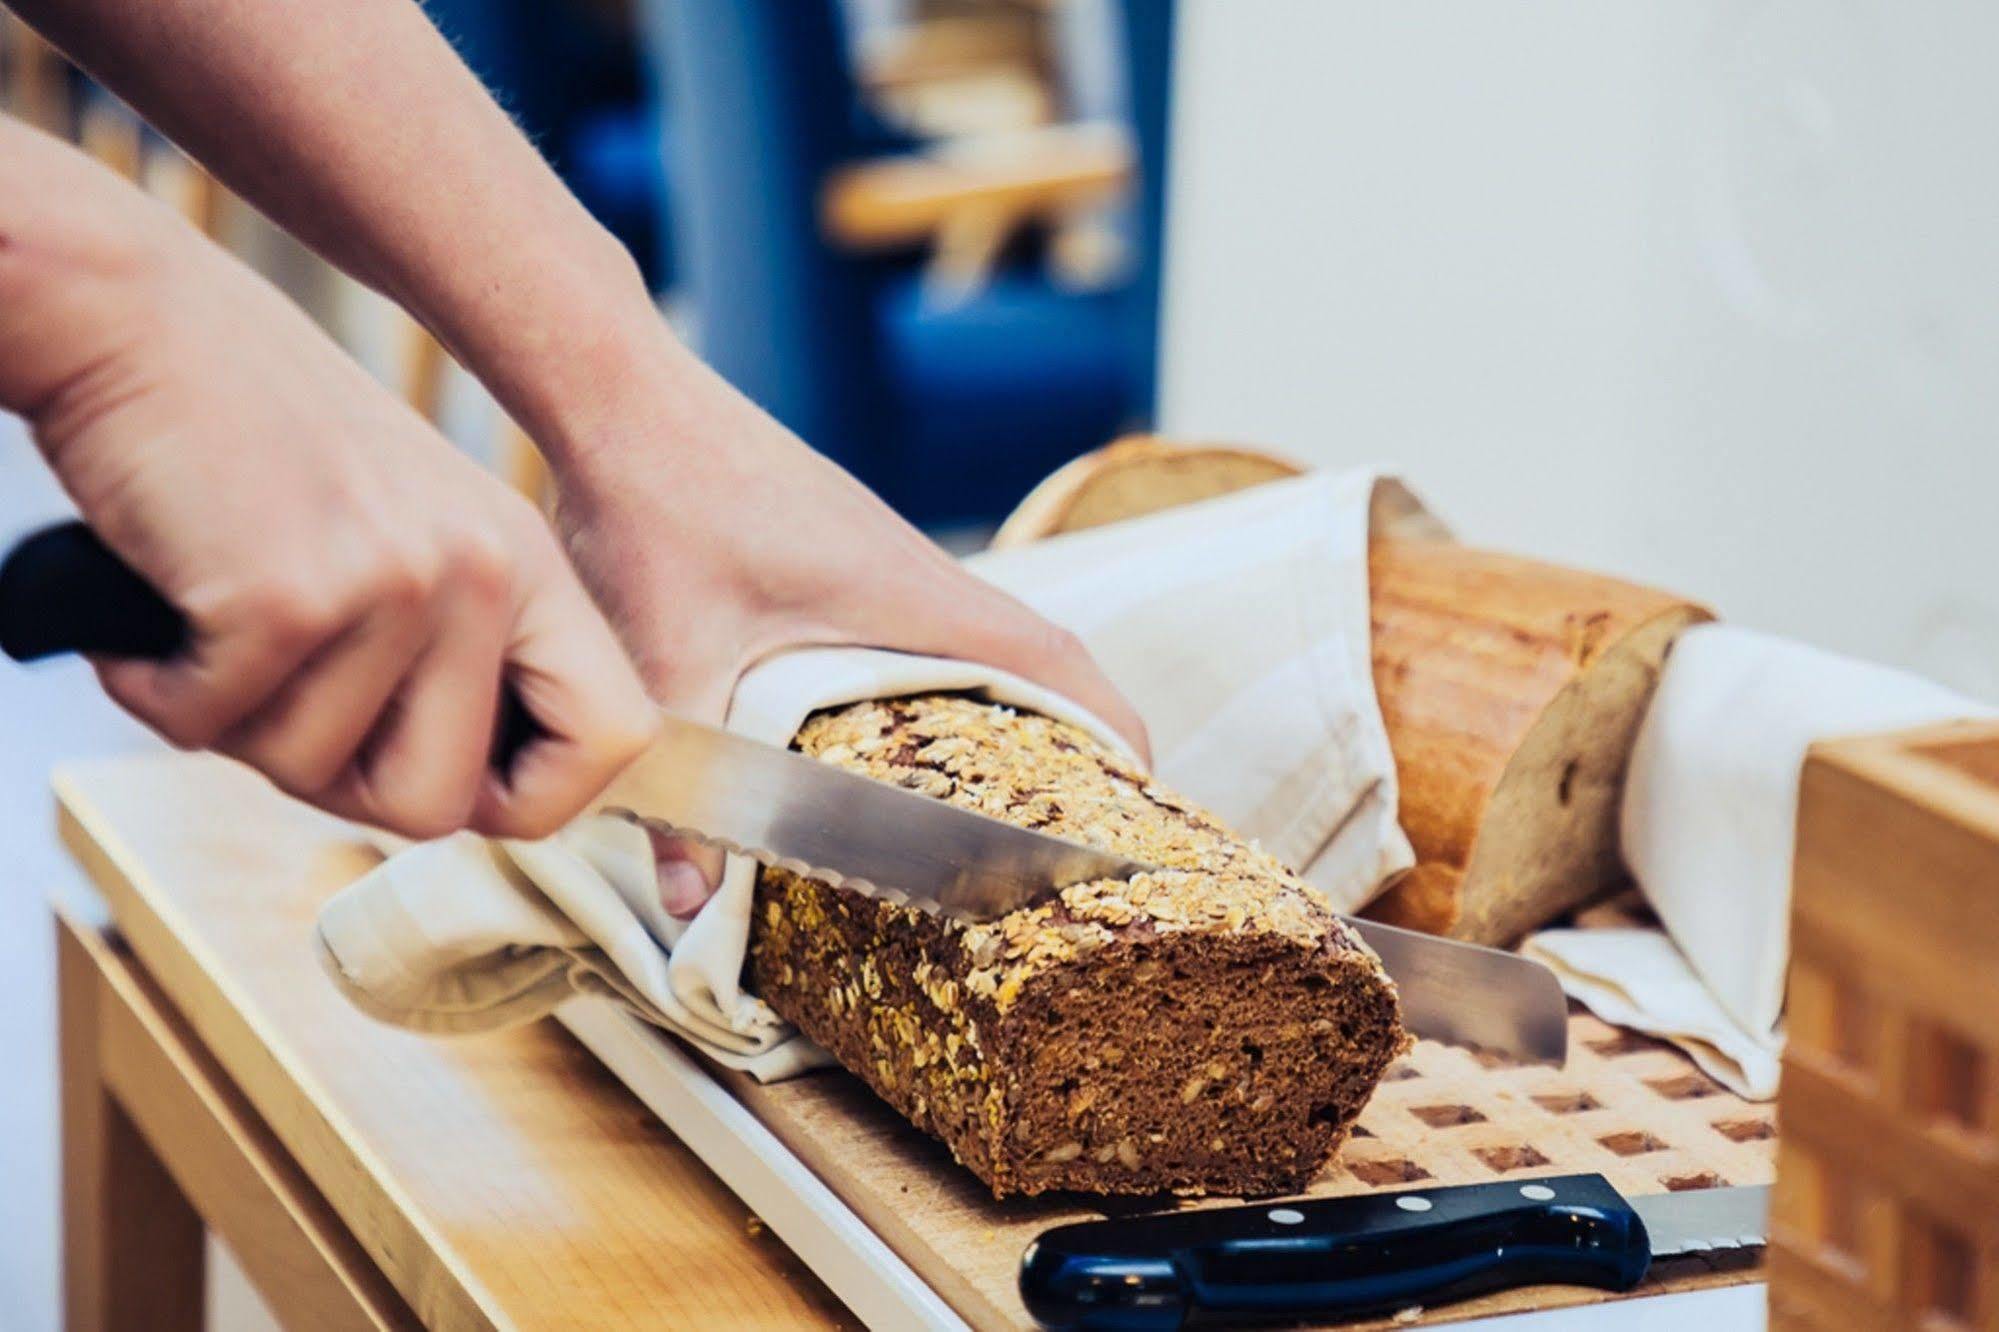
left=1, top=521, right=1570, bottom=1064
left=1342, top=915, right=1569, bottom=1066
left=602, top=716, right=1570, bottom=1064
left=1018, top=1174, right=1770, bottom=1329
left=599, top=712, right=1159, bottom=921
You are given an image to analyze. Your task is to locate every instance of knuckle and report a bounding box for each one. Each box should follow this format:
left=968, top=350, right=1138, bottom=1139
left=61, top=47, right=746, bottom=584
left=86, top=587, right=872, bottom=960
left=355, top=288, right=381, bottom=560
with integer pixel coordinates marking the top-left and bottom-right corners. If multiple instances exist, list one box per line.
left=441, top=527, right=516, bottom=603
left=263, top=763, right=335, bottom=805
left=127, top=683, right=230, bottom=750
left=256, top=745, right=346, bottom=802
left=211, top=578, right=337, bottom=648
left=1026, top=618, right=1088, bottom=666
left=392, top=807, right=465, bottom=842
left=383, top=789, right=474, bottom=841
left=265, top=599, right=336, bottom=650
left=491, top=770, right=595, bottom=839
left=106, top=675, right=218, bottom=750
left=363, top=545, right=440, bottom=615
left=483, top=747, right=624, bottom=840
left=152, top=705, right=226, bottom=751
left=478, top=803, right=560, bottom=841
left=601, top=707, right=662, bottom=765
left=370, top=763, right=480, bottom=841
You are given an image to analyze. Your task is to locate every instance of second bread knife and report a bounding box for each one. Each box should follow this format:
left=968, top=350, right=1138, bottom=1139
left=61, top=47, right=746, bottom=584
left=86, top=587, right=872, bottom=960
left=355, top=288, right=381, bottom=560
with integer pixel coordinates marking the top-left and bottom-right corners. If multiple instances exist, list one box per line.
left=1020, top=1174, right=1769, bottom=1328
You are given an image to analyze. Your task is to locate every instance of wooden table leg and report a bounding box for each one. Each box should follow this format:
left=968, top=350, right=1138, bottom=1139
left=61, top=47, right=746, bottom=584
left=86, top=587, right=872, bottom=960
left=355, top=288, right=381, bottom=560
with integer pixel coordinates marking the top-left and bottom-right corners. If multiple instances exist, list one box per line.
left=59, top=919, right=207, bottom=1332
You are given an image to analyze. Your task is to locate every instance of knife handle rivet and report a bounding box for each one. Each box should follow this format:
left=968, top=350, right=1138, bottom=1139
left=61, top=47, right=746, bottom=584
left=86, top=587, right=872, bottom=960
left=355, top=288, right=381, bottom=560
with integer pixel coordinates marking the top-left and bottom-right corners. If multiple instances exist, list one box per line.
left=1395, top=1195, right=1434, bottom=1213
left=1519, top=1184, right=1556, bottom=1201
left=1267, top=1208, right=1305, bottom=1225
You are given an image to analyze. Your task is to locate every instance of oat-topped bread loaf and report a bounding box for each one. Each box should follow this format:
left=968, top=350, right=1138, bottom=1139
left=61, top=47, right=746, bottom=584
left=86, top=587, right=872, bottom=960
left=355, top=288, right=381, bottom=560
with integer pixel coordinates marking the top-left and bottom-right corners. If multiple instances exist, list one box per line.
left=747, top=695, right=1407, bottom=1199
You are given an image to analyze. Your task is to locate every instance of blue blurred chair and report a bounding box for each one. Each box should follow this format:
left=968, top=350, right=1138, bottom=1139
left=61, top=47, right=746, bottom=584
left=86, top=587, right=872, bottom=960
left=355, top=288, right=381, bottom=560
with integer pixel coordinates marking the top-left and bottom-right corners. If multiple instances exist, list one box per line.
left=644, top=0, right=1172, bottom=527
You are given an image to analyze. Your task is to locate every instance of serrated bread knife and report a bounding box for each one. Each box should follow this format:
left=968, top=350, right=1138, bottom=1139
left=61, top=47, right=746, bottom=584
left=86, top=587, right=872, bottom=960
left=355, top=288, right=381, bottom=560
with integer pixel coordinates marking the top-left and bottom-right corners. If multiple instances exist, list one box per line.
left=1, top=520, right=1570, bottom=1064
left=1019, top=1175, right=1770, bottom=1328
left=600, top=714, right=1569, bottom=1064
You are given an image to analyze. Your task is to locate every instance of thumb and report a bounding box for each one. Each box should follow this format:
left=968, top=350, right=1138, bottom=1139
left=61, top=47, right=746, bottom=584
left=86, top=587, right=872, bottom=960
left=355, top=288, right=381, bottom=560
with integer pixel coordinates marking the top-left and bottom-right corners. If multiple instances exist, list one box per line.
left=632, top=648, right=741, bottom=921
left=648, top=823, right=725, bottom=920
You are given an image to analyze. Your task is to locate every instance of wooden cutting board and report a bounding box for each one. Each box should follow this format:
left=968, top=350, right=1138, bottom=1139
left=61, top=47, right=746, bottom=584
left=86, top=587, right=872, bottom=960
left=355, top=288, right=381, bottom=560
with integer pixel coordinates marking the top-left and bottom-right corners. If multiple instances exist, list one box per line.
left=725, top=993, right=1775, bottom=1329
left=58, top=751, right=1772, bottom=1328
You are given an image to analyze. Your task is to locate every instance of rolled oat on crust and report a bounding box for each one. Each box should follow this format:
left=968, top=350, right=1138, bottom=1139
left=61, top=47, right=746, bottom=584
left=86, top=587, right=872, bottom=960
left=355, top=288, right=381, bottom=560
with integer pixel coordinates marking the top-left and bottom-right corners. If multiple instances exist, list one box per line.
left=747, top=694, right=1408, bottom=1199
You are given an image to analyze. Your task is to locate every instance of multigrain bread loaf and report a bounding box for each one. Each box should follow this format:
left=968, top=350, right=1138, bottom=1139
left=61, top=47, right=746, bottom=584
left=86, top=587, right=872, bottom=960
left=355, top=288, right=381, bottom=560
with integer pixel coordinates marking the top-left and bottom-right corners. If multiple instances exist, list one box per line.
left=747, top=695, right=1407, bottom=1199
left=992, top=438, right=1712, bottom=947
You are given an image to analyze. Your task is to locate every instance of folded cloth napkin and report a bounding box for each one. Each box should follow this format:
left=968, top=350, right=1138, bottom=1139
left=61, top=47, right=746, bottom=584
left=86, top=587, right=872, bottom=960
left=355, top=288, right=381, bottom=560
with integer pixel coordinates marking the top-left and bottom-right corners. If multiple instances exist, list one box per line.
left=1524, top=624, right=1994, bottom=1098
left=965, top=468, right=1440, bottom=898
left=1523, top=926, right=1785, bottom=1097
left=316, top=468, right=1434, bottom=1078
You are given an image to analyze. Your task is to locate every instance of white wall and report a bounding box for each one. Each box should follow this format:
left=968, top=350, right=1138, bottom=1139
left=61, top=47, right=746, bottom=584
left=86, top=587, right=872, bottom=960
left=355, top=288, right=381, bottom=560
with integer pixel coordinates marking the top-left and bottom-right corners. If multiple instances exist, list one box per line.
left=1162, top=0, right=1999, bottom=698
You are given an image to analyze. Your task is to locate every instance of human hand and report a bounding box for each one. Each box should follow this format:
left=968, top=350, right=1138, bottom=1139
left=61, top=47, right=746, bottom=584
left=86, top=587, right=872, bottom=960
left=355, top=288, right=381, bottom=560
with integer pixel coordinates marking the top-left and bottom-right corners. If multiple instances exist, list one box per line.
left=0, top=123, right=655, bottom=838
left=548, top=339, right=1150, bottom=916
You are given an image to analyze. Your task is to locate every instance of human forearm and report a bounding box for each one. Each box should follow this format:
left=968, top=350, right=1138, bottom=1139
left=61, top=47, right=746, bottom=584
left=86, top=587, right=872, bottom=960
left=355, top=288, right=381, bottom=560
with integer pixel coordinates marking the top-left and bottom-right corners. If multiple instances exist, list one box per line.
left=0, top=110, right=177, bottom=426
left=8, top=6, right=1154, bottom=838
left=12, top=0, right=664, bottom=468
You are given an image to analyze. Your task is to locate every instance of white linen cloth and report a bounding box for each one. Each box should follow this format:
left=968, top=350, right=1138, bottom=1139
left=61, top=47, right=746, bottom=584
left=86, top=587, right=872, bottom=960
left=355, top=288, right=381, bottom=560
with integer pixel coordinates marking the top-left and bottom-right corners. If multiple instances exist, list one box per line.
left=317, top=654, right=1127, bottom=1080
left=1524, top=624, right=1993, bottom=1098
left=316, top=469, right=1432, bottom=1079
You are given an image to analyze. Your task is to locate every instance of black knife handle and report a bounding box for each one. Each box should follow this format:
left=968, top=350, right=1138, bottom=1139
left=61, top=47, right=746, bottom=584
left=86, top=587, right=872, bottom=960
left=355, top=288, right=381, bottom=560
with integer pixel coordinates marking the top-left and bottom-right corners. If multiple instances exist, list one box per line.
left=0, top=520, right=539, bottom=771
left=0, top=521, right=189, bottom=661
left=1019, top=1173, right=1651, bottom=1330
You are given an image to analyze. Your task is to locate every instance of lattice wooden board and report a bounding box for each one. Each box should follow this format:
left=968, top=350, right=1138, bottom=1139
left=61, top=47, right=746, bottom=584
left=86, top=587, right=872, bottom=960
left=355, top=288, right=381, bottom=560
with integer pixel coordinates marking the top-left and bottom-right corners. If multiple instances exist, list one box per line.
left=1338, top=1009, right=1775, bottom=1201
left=729, top=1004, right=1776, bottom=1330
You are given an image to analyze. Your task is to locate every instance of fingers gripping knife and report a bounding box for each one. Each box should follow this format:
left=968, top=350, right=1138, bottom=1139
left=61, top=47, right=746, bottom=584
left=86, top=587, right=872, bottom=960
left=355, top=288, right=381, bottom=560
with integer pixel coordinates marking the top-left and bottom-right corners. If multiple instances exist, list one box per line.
left=1, top=520, right=1570, bottom=1064
left=0, top=521, right=545, bottom=760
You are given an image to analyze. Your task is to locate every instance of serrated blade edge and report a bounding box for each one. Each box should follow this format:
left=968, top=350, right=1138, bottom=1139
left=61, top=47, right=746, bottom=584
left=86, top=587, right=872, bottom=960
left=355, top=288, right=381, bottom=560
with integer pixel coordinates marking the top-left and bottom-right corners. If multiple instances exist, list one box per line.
left=610, top=811, right=953, bottom=916
left=1631, top=1185, right=1771, bottom=1258
left=599, top=714, right=1579, bottom=1064
left=598, top=714, right=1156, bottom=920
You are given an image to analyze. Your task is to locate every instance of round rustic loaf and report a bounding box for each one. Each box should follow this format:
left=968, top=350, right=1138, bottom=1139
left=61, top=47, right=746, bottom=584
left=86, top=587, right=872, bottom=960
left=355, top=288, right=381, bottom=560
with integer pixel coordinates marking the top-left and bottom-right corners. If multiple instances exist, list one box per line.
left=993, top=436, right=1306, bottom=547
left=990, top=439, right=1712, bottom=946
